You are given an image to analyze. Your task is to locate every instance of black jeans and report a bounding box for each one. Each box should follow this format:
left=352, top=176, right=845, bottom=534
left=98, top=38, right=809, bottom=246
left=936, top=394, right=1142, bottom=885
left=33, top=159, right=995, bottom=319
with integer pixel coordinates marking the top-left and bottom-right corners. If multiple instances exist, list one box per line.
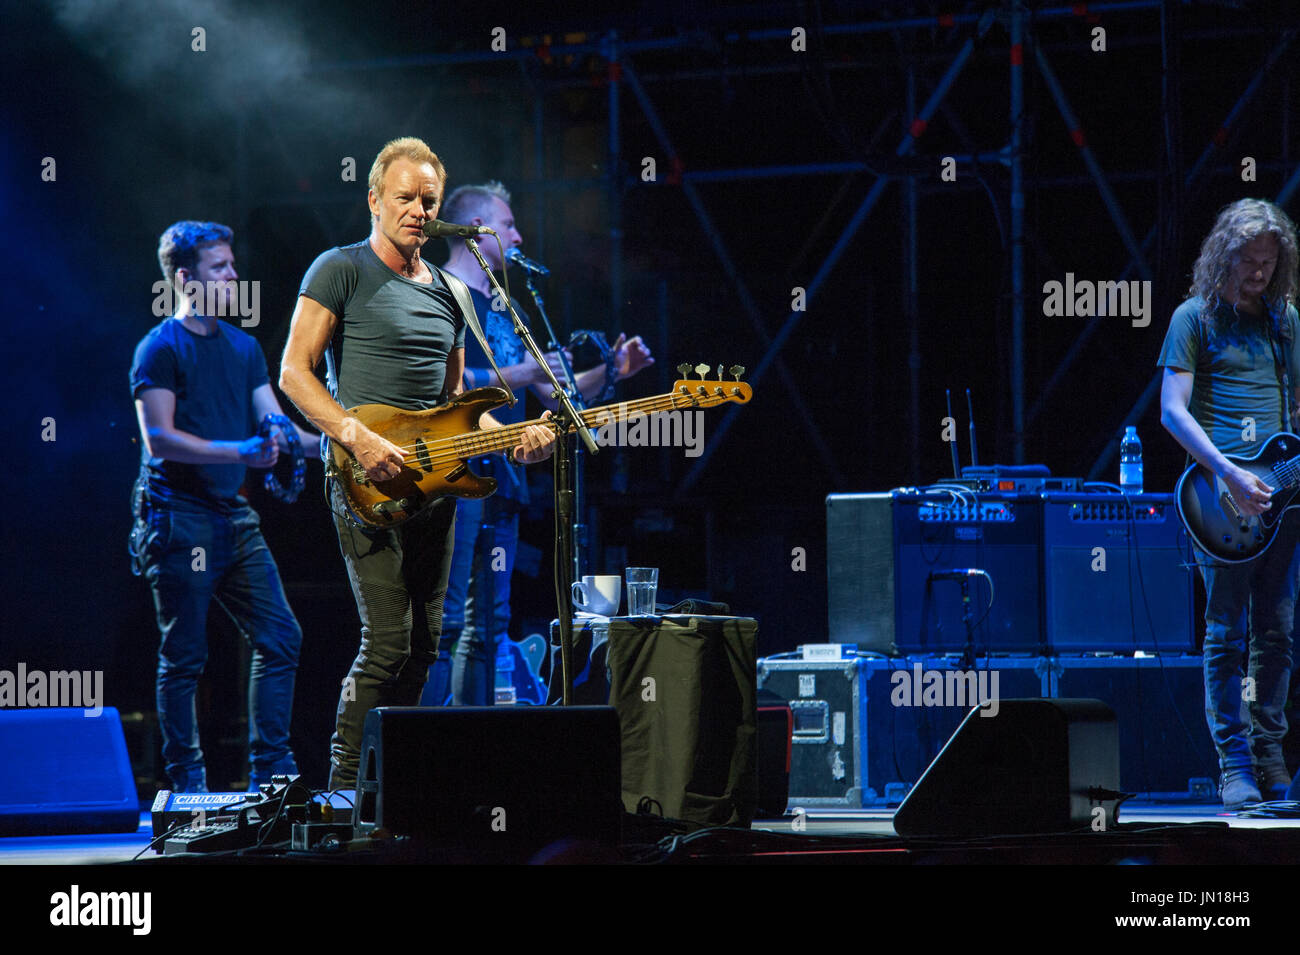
left=327, top=482, right=457, bottom=789
left=137, top=496, right=302, bottom=790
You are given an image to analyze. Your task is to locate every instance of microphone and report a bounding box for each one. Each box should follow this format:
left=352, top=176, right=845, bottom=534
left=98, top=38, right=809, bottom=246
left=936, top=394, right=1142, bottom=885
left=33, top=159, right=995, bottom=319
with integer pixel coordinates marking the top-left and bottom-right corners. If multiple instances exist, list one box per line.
left=421, top=219, right=496, bottom=238
left=928, top=569, right=984, bottom=581
left=505, top=247, right=551, bottom=276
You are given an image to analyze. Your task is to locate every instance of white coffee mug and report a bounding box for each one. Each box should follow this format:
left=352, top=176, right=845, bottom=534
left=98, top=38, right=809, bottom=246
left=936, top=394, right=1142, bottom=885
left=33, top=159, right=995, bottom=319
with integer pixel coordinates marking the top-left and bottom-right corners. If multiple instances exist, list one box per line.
left=571, top=575, right=621, bottom=616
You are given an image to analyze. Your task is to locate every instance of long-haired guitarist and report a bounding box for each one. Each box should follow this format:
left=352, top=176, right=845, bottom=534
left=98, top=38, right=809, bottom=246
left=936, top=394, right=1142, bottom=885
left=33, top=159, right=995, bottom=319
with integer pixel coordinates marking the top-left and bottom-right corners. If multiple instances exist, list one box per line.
left=278, top=138, right=556, bottom=790
left=130, top=220, right=321, bottom=793
left=1157, top=198, right=1300, bottom=808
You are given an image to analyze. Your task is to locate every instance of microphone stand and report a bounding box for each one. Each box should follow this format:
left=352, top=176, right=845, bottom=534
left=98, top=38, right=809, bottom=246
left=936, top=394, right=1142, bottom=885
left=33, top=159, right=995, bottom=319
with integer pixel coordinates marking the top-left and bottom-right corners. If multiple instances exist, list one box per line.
left=522, top=270, right=589, bottom=581
left=465, top=238, right=597, bottom=707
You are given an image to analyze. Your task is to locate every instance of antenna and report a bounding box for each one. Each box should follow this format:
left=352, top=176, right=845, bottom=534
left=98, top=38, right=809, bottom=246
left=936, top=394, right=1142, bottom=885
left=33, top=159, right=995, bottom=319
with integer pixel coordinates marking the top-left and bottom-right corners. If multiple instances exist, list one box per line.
left=966, top=388, right=979, bottom=468
left=946, top=389, right=961, bottom=479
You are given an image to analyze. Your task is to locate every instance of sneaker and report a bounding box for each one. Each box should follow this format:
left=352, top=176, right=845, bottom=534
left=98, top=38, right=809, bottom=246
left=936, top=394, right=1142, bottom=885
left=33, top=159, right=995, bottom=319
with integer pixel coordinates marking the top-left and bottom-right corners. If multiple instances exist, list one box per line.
left=1220, top=769, right=1262, bottom=810
left=170, top=766, right=208, bottom=794
left=250, top=756, right=300, bottom=792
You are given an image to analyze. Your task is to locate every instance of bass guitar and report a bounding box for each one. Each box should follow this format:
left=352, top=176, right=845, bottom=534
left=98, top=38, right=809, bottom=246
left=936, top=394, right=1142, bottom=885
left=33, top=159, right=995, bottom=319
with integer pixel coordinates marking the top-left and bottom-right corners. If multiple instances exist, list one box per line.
left=329, top=368, right=752, bottom=528
left=1175, top=430, right=1300, bottom=563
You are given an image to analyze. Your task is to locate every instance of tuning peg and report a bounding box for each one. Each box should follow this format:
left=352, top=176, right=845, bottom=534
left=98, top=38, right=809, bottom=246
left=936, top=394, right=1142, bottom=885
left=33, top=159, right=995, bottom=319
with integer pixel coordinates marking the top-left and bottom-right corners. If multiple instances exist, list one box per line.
left=694, top=363, right=710, bottom=380
left=677, top=362, right=691, bottom=379
left=715, top=364, right=723, bottom=381
left=729, top=365, right=745, bottom=381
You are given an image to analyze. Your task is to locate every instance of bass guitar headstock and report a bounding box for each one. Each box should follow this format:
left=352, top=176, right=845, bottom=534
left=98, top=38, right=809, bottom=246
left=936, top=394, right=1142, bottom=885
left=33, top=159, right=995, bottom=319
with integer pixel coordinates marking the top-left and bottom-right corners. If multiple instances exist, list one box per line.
left=672, top=363, right=752, bottom=407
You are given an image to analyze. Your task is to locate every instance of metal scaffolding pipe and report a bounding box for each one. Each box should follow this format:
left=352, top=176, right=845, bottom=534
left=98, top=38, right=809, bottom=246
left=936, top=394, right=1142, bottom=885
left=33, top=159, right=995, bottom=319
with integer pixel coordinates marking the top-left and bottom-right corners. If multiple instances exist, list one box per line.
left=307, top=1, right=1169, bottom=73
left=906, top=62, right=922, bottom=483
left=617, top=58, right=846, bottom=488
left=607, top=32, right=623, bottom=333
left=1010, top=5, right=1026, bottom=463
left=679, top=24, right=985, bottom=491
left=1277, top=162, right=1300, bottom=208
left=1027, top=29, right=1295, bottom=431
left=1033, top=41, right=1154, bottom=282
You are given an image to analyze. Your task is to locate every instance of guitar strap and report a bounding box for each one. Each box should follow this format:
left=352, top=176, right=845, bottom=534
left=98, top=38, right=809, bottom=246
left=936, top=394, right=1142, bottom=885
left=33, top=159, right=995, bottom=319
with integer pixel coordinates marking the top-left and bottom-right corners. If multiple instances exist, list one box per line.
left=434, top=264, right=517, bottom=407
left=1263, top=298, right=1295, bottom=433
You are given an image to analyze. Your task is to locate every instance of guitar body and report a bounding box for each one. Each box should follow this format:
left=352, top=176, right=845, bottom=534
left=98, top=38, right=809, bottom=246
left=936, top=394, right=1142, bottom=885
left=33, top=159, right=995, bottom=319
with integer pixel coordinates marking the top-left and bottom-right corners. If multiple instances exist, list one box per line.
left=329, top=387, right=508, bottom=527
left=498, top=634, right=548, bottom=706
left=1175, top=431, right=1300, bottom=563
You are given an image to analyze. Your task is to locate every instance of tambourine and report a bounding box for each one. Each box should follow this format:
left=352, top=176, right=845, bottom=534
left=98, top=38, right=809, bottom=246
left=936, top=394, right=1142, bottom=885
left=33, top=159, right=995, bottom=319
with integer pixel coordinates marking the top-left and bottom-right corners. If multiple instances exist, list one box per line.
left=257, top=413, right=306, bottom=503
left=568, top=329, right=617, bottom=402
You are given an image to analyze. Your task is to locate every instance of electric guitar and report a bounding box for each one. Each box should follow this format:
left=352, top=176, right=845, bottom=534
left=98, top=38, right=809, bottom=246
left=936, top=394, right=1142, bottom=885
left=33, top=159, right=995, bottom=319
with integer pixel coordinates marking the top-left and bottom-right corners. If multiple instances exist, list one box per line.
left=328, top=367, right=753, bottom=528
left=1175, top=430, right=1300, bottom=563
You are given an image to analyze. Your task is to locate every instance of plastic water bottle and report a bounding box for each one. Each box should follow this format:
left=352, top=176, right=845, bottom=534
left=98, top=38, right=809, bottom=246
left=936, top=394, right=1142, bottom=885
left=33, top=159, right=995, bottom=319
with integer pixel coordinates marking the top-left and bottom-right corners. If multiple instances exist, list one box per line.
left=493, top=640, right=517, bottom=705
left=1120, top=426, right=1144, bottom=494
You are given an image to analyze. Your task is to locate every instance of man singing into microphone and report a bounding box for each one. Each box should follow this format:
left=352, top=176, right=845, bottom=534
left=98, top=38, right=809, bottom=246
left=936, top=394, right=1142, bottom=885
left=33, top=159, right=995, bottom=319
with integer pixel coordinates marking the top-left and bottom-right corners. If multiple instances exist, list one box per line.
left=278, top=140, right=556, bottom=788
left=427, top=180, right=654, bottom=706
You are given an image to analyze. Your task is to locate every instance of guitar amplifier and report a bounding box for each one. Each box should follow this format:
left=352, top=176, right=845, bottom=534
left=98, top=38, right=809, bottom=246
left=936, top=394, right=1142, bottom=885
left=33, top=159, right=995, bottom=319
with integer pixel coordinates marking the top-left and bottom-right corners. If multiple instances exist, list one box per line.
left=827, top=491, right=1044, bottom=654
left=1040, top=493, right=1195, bottom=653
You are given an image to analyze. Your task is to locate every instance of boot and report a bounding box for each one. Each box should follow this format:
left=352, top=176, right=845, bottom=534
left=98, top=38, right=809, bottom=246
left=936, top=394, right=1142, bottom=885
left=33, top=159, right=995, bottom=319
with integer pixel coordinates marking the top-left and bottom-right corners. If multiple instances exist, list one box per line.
left=1220, top=768, right=1262, bottom=810
left=1256, top=754, right=1292, bottom=801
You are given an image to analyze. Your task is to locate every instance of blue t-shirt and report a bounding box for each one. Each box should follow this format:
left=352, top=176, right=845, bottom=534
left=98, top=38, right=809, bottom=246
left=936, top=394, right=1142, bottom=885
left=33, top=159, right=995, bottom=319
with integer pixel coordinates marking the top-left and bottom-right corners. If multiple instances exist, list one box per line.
left=1156, top=296, right=1300, bottom=456
left=298, top=241, right=466, bottom=411
left=462, top=286, right=529, bottom=503
left=130, top=318, right=269, bottom=506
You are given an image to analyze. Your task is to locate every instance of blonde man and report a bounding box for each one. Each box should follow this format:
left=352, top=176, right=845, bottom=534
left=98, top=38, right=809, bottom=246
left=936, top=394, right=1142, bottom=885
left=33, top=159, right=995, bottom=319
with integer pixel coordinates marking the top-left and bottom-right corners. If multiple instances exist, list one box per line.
left=279, top=138, right=556, bottom=787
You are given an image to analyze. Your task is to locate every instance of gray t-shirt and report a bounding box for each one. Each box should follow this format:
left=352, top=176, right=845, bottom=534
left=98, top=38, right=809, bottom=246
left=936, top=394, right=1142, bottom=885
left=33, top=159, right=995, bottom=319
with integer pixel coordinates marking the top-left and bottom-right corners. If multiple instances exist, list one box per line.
left=1156, top=296, right=1300, bottom=456
left=299, top=240, right=466, bottom=411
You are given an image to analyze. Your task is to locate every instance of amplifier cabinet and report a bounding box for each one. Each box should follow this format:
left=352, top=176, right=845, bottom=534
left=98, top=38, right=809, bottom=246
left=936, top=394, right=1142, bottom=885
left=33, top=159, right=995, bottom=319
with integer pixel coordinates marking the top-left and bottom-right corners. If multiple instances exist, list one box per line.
left=1047, top=654, right=1215, bottom=798
left=826, top=493, right=895, bottom=652
left=828, top=491, right=1195, bottom=655
left=1040, top=493, right=1195, bottom=653
left=828, top=492, right=1044, bottom=654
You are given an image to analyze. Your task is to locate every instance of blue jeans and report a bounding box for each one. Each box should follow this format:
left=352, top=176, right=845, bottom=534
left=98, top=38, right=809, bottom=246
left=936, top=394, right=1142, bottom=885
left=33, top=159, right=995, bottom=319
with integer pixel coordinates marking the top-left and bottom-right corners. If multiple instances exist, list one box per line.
left=139, top=497, right=302, bottom=791
left=426, top=494, right=519, bottom=706
left=328, top=484, right=457, bottom=789
left=1195, top=519, right=1299, bottom=773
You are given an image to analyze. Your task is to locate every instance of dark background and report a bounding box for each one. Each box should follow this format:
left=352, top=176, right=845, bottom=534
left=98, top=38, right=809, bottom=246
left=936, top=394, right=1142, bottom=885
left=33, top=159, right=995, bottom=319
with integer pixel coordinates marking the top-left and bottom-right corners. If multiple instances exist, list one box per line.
left=4, top=0, right=1297, bottom=787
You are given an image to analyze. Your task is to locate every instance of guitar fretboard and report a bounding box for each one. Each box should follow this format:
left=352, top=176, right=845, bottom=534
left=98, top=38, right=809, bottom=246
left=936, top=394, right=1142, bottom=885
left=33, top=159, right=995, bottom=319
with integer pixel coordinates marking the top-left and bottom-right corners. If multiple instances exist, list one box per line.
left=1271, top=454, right=1300, bottom=490
left=449, top=385, right=739, bottom=458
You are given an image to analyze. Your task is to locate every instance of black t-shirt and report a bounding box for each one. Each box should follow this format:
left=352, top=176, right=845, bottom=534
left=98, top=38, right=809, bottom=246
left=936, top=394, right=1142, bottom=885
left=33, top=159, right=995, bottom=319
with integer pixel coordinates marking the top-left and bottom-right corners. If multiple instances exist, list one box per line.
left=130, top=318, right=269, bottom=506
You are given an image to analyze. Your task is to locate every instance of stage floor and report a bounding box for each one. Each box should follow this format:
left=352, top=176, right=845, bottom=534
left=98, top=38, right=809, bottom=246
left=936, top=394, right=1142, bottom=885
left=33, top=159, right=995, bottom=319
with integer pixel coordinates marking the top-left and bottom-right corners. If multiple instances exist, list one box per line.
left=6, top=798, right=1300, bottom=865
